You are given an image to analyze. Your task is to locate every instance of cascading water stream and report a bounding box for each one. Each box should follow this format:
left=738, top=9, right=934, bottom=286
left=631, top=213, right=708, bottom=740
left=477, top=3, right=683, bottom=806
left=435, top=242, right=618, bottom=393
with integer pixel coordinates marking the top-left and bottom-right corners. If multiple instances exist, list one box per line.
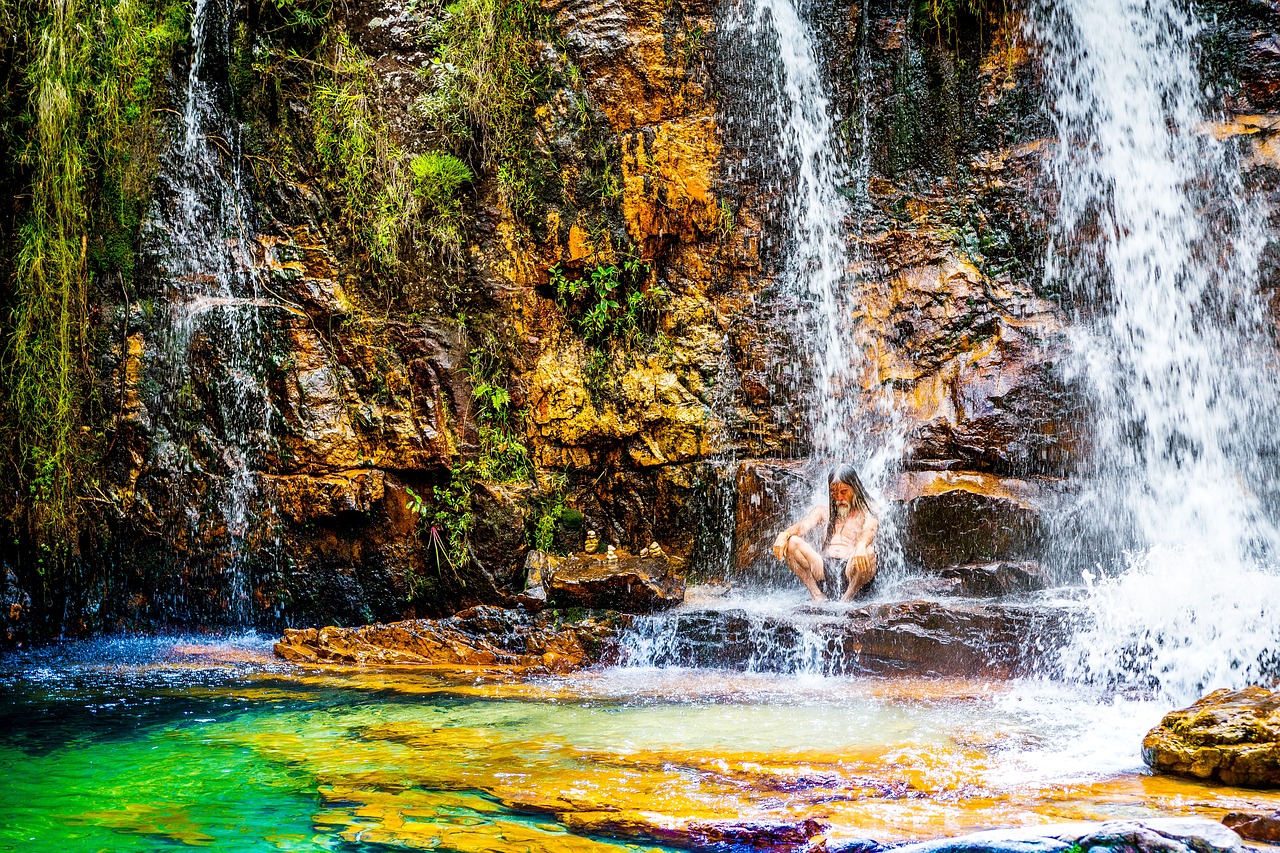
left=719, top=0, right=907, bottom=585
left=140, top=0, right=276, bottom=621
left=1031, top=0, right=1280, bottom=700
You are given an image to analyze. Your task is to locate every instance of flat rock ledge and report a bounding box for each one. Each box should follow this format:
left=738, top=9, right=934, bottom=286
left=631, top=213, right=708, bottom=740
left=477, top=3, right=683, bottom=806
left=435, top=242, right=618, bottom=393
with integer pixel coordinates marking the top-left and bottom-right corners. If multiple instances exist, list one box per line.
left=1143, top=686, right=1280, bottom=787
left=274, top=605, right=625, bottom=674
left=274, top=599, right=1078, bottom=678
left=627, top=600, right=1074, bottom=677
left=528, top=551, right=686, bottom=612
left=825, top=818, right=1244, bottom=853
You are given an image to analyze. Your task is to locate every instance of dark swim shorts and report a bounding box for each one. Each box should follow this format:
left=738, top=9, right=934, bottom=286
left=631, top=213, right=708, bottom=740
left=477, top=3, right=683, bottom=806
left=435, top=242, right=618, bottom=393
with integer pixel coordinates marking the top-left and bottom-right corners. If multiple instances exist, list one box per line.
left=821, top=557, right=848, bottom=596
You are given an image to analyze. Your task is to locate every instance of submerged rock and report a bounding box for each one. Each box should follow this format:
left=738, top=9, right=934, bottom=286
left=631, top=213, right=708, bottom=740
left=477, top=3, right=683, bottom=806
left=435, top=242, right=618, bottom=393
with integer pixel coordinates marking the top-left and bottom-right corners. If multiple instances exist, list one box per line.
left=1142, top=686, right=1280, bottom=787
left=273, top=605, right=625, bottom=674
left=1221, top=810, right=1280, bottom=844
left=544, top=552, right=685, bottom=612
left=856, top=819, right=1244, bottom=853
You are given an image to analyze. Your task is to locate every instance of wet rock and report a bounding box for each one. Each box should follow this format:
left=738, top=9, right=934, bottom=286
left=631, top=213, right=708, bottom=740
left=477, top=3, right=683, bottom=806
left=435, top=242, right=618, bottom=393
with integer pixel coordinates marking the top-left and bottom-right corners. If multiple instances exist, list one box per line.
left=900, top=320, right=1079, bottom=478
left=893, top=471, right=1050, bottom=569
left=624, top=599, right=1072, bottom=677
left=263, top=470, right=386, bottom=523
left=544, top=553, right=685, bottom=612
left=840, top=600, right=1070, bottom=677
left=273, top=605, right=624, bottom=673
left=0, top=567, right=31, bottom=646
left=1142, top=686, right=1280, bottom=787
left=1221, top=810, right=1280, bottom=844
left=938, top=562, right=1050, bottom=597
left=562, top=814, right=828, bottom=849
left=877, top=819, right=1243, bottom=853
left=732, top=459, right=806, bottom=576
left=470, top=481, right=532, bottom=587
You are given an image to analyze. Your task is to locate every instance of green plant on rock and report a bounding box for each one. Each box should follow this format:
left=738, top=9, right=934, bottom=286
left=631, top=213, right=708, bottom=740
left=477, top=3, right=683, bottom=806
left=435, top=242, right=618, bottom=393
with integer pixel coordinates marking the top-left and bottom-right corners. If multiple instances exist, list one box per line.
left=415, top=0, right=555, bottom=215
left=406, top=474, right=474, bottom=589
left=3, top=0, right=189, bottom=553
left=466, top=345, right=532, bottom=483
left=310, top=31, right=473, bottom=267
left=553, top=255, right=664, bottom=347
left=529, top=470, right=579, bottom=554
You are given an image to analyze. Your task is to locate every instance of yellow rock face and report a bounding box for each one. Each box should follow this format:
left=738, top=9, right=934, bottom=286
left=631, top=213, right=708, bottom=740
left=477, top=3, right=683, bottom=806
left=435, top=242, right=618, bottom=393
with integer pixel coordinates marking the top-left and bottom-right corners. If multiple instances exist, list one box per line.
left=527, top=342, right=717, bottom=468
left=620, top=117, right=723, bottom=248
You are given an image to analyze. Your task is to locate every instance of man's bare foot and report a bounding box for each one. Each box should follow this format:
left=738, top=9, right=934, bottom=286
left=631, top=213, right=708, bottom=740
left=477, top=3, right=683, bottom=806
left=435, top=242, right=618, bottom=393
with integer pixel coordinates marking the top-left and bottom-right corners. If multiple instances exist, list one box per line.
left=808, top=591, right=828, bottom=602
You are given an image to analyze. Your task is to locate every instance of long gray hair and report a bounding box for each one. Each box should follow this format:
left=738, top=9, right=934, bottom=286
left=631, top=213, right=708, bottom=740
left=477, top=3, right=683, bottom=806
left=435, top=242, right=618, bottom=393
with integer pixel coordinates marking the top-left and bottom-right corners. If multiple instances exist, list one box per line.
left=825, top=463, right=873, bottom=548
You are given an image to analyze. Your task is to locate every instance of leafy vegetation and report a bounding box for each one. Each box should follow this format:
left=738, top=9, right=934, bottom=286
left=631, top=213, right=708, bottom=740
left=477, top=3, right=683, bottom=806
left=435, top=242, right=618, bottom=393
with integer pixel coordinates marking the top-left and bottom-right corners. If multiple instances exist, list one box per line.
left=309, top=31, right=473, bottom=265
left=551, top=257, right=664, bottom=347
left=406, top=476, right=474, bottom=592
left=916, top=0, right=1003, bottom=51
left=466, top=344, right=532, bottom=483
left=2, top=0, right=189, bottom=554
left=415, top=0, right=556, bottom=215
left=528, top=471, right=572, bottom=554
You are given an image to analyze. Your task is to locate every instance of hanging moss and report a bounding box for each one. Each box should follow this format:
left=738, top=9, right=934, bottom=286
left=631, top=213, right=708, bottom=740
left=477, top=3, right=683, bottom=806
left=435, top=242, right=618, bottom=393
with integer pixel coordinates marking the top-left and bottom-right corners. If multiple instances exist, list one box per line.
left=1, top=0, right=188, bottom=560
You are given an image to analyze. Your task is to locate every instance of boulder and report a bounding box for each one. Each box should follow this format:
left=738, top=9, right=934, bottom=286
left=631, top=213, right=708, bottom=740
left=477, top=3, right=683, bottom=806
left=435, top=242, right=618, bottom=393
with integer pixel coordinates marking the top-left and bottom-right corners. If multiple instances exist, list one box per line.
left=273, top=605, right=625, bottom=674
left=1221, top=810, right=1280, bottom=844
left=544, top=553, right=685, bottom=612
left=938, top=562, right=1050, bottom=597
left=892, top=471, right=1050, bottom=569
left=1142, top=686, right=1280, bottom=787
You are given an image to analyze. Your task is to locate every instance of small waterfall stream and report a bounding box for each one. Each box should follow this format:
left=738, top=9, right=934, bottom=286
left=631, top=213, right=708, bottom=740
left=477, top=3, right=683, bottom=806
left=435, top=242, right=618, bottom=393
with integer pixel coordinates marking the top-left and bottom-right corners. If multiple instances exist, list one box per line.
left=1031, top=0, right=1280, bottom=699
left=140, top=0, right=276, bottom=621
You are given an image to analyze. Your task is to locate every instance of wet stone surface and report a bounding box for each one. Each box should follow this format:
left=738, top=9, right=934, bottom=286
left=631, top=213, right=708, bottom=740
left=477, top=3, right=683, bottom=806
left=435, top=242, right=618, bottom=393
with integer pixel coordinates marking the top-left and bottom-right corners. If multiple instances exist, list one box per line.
left=1143, top=687, right=1280, bottom=787
left=621, top=599, right=1075, bottom=677
left=274, top=604, right=627, bottom=673
left=544, top=553, right=687, bottom=612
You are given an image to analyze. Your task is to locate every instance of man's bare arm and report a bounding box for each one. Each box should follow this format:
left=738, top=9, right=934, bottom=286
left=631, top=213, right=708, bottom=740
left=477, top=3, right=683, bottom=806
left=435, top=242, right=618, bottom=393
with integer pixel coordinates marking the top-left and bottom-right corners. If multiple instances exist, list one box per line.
left=772, top=504, right=827, bottom=559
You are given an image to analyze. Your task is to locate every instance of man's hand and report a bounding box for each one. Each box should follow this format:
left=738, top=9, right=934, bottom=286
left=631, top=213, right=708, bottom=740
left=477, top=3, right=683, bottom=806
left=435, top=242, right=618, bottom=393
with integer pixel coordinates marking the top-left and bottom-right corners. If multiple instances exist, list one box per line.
left=773, top=532, right=792, bottom=561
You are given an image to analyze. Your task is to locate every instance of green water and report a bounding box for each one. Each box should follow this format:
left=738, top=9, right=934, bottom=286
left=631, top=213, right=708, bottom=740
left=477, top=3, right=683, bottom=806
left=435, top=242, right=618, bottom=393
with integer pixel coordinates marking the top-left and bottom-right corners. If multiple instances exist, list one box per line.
left=3, top=635, right=1280, bottom=853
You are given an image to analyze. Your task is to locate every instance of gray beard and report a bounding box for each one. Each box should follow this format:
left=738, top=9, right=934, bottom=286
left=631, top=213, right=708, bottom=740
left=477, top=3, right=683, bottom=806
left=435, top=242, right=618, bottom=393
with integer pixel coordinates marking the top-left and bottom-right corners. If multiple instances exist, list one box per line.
left=836, top=503, right=851, bottom=518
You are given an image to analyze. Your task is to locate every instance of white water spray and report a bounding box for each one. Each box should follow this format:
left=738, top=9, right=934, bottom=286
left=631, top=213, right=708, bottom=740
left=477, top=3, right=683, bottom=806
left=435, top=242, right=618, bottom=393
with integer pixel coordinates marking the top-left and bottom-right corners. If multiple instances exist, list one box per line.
left=1032, top=0, right=1280, bottom=699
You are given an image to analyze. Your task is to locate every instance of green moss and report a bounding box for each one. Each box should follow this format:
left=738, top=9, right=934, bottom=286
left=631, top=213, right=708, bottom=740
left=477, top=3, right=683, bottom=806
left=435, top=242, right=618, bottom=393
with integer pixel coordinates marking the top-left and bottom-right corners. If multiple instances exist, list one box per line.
left=416, top=0, right=556, bottom=216
left=2, top=0, right=188, bottom=555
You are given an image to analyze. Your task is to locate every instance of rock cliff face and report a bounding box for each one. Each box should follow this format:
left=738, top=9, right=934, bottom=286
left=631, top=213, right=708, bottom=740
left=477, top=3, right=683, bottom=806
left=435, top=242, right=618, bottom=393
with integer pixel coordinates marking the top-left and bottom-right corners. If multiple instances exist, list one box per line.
left=6, top=0, right=1279, bottom=635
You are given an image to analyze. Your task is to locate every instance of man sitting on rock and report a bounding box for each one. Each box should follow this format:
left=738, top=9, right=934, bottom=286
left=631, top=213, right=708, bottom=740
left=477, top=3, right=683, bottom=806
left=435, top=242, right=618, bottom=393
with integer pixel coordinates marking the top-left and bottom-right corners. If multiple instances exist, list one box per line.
left=772, top=463, right=879, bottom=602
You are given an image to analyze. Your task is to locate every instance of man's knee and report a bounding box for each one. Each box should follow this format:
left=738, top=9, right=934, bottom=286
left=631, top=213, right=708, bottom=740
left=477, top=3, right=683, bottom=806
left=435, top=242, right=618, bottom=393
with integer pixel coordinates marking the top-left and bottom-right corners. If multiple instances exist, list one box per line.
left=785, top=536, right=806, bottom=559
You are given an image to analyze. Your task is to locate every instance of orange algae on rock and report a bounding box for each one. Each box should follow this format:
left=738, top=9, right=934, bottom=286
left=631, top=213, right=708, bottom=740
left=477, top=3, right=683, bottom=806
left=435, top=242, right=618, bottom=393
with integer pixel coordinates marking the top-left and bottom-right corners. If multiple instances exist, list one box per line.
left=273, top=605, right=625, bottom=674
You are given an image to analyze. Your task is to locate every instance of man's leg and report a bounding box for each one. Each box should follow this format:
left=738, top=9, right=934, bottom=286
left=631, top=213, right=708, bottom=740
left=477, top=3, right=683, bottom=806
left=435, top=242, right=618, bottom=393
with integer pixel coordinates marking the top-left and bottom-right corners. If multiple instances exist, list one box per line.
left=840, top=554, right=876, bottom=601
left=784, top=537, right=827, bottom=602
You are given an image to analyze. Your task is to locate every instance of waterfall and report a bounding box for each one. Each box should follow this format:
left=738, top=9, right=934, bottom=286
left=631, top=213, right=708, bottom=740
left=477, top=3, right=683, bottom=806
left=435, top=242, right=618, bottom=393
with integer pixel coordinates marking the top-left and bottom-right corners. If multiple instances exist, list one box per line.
left=718, top=0, right=907, bottom=588
left=1031, top=0, right=1280, bottom=700
left=139, top=0, right=275, bottom=622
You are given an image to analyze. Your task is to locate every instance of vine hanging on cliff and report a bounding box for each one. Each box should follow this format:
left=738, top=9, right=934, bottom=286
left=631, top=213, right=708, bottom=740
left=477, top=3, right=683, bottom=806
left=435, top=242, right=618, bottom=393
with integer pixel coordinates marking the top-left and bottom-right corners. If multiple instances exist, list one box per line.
left=1, top=0, right=187, bottom=553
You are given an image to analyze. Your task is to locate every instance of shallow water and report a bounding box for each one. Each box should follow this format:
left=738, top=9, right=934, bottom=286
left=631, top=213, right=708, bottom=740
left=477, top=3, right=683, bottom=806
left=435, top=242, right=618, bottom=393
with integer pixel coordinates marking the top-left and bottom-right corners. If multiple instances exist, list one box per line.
left=2, top=634, right=1277, bottom=853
